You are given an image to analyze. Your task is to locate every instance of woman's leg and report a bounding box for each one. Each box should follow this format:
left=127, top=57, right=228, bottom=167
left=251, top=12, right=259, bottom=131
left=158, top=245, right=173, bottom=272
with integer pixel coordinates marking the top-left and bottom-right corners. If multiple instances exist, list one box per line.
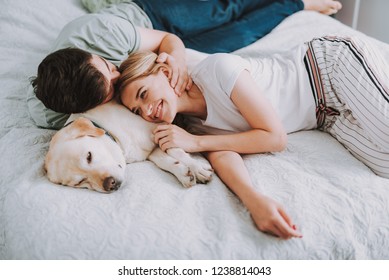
left=309, top=36, right=389, bottom=178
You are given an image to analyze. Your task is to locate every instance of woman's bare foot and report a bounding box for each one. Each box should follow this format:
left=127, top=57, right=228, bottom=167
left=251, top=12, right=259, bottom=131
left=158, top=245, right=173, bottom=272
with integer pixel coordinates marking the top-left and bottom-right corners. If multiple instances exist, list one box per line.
left=303, top=0, right=342, bottom=15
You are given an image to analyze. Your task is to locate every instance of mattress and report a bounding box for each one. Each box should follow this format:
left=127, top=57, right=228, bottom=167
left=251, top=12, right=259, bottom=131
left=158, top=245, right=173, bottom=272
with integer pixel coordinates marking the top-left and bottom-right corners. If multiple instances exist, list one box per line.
left=1, top=0, right=388, bottom=259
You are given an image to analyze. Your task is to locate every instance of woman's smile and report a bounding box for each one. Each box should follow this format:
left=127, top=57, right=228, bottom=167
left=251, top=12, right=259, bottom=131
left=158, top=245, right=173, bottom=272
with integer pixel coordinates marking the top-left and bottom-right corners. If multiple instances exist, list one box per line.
left=147, top=99, right=164, bottom=122
left=155, top=101, right=163, bottom=120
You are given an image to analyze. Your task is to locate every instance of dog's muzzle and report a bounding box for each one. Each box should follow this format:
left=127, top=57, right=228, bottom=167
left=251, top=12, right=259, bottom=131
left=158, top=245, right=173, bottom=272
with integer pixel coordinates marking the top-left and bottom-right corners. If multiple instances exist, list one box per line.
left=103, top=176, right=121, bottom=192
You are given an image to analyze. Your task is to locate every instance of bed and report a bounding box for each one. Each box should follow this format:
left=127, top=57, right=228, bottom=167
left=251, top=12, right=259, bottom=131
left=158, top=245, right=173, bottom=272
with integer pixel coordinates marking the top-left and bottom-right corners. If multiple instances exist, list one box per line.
left=1, top=0, right=388, bottom=260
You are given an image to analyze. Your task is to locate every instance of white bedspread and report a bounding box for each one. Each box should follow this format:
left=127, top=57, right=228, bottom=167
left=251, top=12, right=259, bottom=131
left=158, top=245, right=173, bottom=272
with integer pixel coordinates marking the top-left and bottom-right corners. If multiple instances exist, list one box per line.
left=1, top=0, right=388, bottom=259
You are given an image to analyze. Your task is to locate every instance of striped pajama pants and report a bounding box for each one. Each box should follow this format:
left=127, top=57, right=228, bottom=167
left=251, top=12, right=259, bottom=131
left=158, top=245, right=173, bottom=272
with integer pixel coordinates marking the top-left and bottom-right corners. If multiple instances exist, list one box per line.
left=304, top=36, right=389, bottom=178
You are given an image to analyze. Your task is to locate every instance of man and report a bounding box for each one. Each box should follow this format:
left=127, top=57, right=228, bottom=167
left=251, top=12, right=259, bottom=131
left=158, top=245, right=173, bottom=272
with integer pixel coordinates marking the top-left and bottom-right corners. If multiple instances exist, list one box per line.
left=27, top=0, right=341, bottom=129
left=28, top=2, right=191, bottom=129
left=83, top=0, right=343, bottom=53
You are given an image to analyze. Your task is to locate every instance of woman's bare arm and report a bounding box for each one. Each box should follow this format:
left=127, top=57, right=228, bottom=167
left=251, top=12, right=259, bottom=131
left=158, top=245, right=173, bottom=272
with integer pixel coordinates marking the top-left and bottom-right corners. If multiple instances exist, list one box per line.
left=206, top=150, right=302, bottom=239
left=154, top=70, right=287, bottom=154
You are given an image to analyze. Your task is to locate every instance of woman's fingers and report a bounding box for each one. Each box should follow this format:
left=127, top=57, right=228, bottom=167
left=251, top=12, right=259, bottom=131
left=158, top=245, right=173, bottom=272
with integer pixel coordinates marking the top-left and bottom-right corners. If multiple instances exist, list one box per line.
left=276, top=220, right=303, bottom=239
left=259, top=210, right=302, bottom=239
left=279, top=207, right=294, bottom=228
left=153, top=124, right=178, bottom=151
left=275, top=210, right=303, bottom=238
left=154, top=125, right=170, bottom=143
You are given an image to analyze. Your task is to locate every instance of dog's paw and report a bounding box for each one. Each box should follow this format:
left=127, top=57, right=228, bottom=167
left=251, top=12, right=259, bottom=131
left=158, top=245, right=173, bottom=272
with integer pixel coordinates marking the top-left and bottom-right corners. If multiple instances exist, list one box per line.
left=174, top=162, right=196, bottom=188
left=189, top=160, right=213, bottom=184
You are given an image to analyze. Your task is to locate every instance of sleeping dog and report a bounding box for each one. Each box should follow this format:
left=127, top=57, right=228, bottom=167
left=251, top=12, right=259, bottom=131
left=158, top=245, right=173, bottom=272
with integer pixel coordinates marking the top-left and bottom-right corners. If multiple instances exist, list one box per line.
left=45, top=100, right=213, bottom=193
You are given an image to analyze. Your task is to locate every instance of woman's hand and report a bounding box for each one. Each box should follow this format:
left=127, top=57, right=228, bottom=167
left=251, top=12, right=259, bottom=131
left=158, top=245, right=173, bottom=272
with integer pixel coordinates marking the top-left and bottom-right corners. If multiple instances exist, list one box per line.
left=246, top=193, right=303, bottom=239
left=154, top=124, right=198, bottom=152
left=156, top=52, right=192, bottom=96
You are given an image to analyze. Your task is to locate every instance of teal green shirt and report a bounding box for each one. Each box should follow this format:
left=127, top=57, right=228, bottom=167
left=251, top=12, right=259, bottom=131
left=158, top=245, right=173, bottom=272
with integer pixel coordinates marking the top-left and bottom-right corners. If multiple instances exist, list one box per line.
left=27, top=1, right=151, bottom=129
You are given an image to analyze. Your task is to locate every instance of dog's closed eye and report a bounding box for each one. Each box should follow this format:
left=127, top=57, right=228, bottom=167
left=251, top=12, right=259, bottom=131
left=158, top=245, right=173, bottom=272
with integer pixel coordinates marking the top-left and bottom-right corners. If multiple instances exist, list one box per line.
left=76, top=178, right=87, bottom=186
left=87, top=152, right=92, bottom=164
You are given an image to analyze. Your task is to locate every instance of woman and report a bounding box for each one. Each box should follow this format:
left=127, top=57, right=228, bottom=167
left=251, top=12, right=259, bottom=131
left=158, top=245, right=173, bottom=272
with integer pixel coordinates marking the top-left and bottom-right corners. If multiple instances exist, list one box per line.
left=117, top=35, right=389, bottom=239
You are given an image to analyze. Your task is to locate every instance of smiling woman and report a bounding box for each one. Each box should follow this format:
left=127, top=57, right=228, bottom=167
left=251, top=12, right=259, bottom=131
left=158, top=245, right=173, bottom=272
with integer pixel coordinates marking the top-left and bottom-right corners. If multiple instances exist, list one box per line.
left=119, top=52, right=179, bottom=123
left=117, top=33, right=389, bottom=238
left=118, top=51, right=207, bottom=124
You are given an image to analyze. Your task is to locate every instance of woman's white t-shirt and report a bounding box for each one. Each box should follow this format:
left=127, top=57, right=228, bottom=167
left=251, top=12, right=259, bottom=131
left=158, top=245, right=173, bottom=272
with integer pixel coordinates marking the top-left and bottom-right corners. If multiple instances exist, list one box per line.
left=189, top=46, right=316, bottom=135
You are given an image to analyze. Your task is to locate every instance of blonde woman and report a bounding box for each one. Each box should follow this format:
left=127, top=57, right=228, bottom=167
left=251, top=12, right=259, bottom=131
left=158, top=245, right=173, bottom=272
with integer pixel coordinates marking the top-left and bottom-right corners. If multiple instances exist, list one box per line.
left=117, top=35, right=389, bottom=239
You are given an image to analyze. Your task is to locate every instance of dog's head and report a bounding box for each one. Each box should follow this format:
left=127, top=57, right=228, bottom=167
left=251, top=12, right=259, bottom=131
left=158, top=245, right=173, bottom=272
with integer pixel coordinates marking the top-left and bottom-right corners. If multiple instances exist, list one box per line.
left=45, top=117, right=126, bottom=193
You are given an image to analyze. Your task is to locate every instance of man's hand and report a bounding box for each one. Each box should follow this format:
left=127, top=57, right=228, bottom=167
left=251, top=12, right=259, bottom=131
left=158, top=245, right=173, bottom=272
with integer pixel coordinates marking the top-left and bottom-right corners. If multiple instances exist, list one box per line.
left=156, top=52, right=192, bottom=96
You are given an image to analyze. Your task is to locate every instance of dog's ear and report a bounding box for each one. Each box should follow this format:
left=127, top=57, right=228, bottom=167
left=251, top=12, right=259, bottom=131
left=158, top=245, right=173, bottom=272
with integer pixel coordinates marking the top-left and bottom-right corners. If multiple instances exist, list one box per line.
left=65, top=117, right=105, bottom=139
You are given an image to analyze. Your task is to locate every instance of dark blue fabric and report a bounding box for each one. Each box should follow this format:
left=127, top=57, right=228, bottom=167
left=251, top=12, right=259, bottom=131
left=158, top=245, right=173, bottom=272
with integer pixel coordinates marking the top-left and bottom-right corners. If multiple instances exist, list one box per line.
left=134, top=0, right=304, bottom=53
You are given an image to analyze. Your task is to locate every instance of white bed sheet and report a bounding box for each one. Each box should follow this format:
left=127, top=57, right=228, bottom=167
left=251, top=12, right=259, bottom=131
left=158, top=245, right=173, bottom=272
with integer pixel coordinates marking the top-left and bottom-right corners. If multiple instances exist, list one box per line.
left=1, top=0, right=388, bottom=259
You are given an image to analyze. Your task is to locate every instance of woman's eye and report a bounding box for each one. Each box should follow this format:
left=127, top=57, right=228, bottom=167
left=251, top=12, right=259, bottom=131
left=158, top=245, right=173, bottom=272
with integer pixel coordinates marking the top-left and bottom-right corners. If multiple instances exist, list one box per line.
left=131, top=107, right=141, bottom=116
left=140, top=90, right=146, bottom=99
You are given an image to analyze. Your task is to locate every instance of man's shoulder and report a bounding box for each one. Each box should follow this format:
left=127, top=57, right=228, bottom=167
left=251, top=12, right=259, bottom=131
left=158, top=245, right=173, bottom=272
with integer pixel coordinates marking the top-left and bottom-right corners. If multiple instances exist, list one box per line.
left=52, top=12, right=141, bottom=64
left=54, top=13, right=130, bottom=47
left=98, top=1, right=152, bottom=28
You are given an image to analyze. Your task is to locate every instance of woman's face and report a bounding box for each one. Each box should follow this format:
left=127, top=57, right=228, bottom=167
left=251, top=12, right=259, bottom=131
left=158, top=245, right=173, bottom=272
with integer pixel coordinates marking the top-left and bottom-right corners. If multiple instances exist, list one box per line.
left=120, top=69, right=178, bottom=124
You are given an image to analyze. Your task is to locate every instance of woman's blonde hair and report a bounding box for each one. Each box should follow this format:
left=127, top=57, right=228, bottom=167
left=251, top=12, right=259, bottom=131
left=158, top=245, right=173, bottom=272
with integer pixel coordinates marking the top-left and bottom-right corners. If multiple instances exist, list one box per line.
left=116, top=51, right=170, bottom=97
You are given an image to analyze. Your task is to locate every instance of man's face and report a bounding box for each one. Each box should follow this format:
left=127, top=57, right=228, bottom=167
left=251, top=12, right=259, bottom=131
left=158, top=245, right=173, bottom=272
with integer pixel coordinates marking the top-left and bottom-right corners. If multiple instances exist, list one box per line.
left=90, top=55, right=120, bottom=103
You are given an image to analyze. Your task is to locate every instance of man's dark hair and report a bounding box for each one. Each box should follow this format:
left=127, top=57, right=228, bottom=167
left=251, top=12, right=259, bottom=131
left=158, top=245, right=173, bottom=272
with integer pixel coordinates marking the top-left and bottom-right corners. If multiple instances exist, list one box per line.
left=31, top=48, right=107, bottom=114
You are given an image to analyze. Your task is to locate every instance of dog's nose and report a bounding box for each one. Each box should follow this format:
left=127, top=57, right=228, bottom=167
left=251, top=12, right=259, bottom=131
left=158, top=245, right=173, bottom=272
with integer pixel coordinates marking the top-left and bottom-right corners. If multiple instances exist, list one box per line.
left=103, top=176, right=121, bottom=192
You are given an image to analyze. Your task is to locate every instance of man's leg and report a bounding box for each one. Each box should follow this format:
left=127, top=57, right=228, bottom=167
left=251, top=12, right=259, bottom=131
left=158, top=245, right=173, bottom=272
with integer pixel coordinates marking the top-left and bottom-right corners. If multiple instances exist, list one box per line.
left=133, top=0, right=341, bottom=53
left=134, top=0, right=280, bottom=38
left=183, top=0, right=303, bottom=53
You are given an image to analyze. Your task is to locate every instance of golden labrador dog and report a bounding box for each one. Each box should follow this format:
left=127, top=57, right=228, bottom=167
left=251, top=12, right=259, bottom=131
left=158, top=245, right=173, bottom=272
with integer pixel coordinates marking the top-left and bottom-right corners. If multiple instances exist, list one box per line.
left=45, top=100, right=213, bottom=193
